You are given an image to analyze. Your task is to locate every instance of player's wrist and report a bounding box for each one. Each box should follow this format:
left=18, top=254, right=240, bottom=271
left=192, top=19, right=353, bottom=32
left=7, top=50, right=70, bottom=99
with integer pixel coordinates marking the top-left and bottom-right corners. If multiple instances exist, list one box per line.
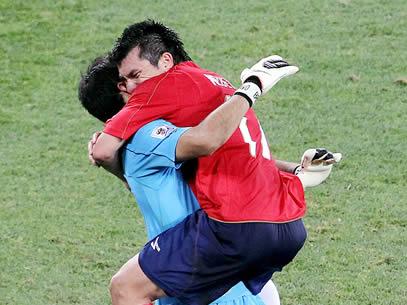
left=292, top=164, right=302, bottom=175
left=234, top=82, right=261, bottom=107
left=244, top=76, right=263, bottom=91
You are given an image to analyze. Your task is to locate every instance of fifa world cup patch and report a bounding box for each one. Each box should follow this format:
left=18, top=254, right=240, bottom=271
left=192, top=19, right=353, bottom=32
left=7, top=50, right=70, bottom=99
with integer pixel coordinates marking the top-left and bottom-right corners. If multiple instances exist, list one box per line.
left=151, top=125, right=176, bottom=139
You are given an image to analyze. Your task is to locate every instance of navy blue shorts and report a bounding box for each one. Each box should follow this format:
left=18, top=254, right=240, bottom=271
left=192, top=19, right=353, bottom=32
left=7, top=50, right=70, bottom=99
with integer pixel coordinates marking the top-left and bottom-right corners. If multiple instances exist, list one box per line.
left=139, top=209, right=307, bottom=305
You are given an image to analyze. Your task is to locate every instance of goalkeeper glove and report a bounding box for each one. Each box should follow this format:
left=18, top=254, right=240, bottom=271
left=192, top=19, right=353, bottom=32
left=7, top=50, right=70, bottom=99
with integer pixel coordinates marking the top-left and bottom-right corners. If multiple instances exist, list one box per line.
left=234, top=55, right=299, bottom=106
left=295, top=148, right=342, bottom=188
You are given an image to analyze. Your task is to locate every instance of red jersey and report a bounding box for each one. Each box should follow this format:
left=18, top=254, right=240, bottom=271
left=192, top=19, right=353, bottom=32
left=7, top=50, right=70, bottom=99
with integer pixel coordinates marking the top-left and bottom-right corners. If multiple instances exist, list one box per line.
left=104, top=61, right=306, bottom=222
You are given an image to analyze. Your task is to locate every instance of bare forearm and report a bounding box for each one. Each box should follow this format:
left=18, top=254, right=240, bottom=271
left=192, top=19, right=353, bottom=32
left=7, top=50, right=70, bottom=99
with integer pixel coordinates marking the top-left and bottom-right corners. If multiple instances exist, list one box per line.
left=92, top=132, right=126, bottom=182
left=97, top=155, right=126, bottom=182
left=275, top=159, right=299, bottom=174
left=196, top=95, right=249, bottom=150
left=176, top=95, right=250, bottom=161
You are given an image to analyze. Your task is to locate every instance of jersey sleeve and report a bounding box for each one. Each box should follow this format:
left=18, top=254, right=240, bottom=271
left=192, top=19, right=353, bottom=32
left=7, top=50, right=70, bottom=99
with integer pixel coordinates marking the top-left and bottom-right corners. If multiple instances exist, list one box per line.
left=122, top=120, right=189, bottom=179
left=103, top=78, right=182, bottom=140
left=103, top=91, right=158, bottom=140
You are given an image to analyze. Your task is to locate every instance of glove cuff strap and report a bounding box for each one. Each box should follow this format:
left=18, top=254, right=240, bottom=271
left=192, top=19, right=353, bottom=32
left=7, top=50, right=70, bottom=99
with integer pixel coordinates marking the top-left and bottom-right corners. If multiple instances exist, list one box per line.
left=234, top=82, right=261, bottom=107
left=293, top=164, right=302, bottom=175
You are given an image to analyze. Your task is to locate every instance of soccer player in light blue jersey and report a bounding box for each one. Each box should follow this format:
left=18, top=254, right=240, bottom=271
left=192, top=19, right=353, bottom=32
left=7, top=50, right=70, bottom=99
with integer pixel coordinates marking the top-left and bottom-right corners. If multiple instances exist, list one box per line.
left=121, top=118, right=271, bottom=305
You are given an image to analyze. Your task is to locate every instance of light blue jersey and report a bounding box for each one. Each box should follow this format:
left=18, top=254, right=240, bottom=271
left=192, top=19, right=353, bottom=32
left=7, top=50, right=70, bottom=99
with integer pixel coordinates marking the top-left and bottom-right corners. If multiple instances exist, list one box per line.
left=122, top=119, right=265, bottom=305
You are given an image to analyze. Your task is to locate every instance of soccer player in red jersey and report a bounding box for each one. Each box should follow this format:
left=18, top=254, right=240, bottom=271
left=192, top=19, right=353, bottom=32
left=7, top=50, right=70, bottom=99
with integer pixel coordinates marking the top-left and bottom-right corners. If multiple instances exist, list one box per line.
left=94, top=20, right=305, bottom=224
left=88, top=20, right=340, bottom=305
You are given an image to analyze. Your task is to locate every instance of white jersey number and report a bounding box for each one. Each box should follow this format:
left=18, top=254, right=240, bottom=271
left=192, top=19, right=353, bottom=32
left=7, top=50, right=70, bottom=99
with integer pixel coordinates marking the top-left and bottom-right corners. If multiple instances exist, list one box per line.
left=239, top=117, right=271, bottom=160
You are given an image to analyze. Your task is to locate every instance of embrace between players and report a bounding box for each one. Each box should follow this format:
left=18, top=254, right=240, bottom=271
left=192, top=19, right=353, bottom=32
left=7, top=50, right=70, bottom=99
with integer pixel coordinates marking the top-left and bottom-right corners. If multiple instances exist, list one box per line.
left=78, top=19, right=341, bottom=305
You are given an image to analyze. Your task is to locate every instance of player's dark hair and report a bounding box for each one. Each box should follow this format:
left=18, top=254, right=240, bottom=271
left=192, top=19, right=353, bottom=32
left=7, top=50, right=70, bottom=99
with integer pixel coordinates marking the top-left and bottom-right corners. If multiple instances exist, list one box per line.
left=110, top=19, right=191, bottom=66
left=78, top=56, right=125, bottom=122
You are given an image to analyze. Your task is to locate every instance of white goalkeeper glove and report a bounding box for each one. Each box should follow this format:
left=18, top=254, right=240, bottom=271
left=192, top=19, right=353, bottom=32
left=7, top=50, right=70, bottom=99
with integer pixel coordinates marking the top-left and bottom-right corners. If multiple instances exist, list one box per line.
left=295, top=148, right=342, bottom=188
left=234, top=55, right=299, bottom=106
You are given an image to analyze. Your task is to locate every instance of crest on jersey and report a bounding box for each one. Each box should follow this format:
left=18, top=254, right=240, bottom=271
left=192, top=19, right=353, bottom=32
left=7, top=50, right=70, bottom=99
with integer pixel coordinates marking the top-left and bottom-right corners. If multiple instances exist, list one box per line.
left=151, top=125, right=175, bottom=139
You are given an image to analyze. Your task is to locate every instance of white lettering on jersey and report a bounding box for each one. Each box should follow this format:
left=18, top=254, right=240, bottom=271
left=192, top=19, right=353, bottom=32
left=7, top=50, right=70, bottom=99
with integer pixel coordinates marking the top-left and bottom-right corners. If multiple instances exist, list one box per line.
left=239, top=117, right=271, bottom=160
left=259, top=124, right=271, bottom=160
left=204, top=74, right=234, bottom=89
left=151, top=237, right=161, bottom=252
left=239, top=117, right=257, bottom=157
left=151, top=125, right=175, bottom=139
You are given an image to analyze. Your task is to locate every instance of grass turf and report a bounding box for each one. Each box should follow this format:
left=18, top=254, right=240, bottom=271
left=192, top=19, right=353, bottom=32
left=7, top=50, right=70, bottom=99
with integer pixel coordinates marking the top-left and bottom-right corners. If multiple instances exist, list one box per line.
left=1, top=0, right=406, bottom=304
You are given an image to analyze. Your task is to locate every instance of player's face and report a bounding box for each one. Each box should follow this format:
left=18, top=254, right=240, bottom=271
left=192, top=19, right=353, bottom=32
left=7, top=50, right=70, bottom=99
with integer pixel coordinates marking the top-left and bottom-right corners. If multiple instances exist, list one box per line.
left=118, top=47, right=172, bottom=94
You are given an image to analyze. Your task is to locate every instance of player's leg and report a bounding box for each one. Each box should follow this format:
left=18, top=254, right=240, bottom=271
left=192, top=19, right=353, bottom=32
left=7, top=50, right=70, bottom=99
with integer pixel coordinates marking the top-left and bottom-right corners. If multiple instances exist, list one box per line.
left=241, top=219, right=307, bottom=296
left=110, top=253, right=166, bottom=305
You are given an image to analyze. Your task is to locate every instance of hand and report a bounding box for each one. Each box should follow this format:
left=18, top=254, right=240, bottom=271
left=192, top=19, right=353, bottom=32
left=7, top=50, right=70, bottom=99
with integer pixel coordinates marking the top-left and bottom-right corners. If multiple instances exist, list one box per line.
left=301, top=148, right=342, bottom=168
left=296, top=148, right=342, bottom=188
left=240, top=55, right=299, bottom=94
left=88, top=131, right=102, bottom=166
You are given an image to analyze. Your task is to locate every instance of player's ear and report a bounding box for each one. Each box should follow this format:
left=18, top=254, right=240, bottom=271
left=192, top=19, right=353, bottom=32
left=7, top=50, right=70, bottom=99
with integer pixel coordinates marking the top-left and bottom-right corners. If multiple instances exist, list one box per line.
left=159, top=52, right=174, bottom=71
left=117, top=81, right=127, bottom=93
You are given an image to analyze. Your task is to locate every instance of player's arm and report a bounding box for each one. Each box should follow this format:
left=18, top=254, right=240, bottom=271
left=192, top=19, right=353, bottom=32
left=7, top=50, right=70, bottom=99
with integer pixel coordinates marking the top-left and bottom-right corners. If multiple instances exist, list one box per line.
left=274, top=160, right=300, bottom=174
left=274, top=149, right=342, bottom=188
left=273, top=149, right=342, bottom=188
left=176, top=55, right=299, bottom=161
left=176, top=94, right=250, bottom=160
left=90, top=132, right=126, bottom=182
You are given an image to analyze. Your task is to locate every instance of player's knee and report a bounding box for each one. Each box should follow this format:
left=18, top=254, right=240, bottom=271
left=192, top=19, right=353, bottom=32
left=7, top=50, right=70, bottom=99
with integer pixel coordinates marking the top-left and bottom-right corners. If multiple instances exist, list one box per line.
left=109, top=273, right=122, bottom=300
left=110, top=272, right=133, bottom=303
left=110, top=270, right=153, bottom=305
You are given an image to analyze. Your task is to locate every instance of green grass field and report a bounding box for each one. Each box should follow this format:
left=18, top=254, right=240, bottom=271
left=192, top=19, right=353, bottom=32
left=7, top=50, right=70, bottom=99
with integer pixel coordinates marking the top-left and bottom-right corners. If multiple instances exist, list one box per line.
left=1, top=0, right=406, bottom=304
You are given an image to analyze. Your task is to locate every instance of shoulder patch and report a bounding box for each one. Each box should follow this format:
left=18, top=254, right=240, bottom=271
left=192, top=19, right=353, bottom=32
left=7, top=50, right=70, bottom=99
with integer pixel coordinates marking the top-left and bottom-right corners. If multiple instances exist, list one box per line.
left=151, top=125, right=176, bottom=139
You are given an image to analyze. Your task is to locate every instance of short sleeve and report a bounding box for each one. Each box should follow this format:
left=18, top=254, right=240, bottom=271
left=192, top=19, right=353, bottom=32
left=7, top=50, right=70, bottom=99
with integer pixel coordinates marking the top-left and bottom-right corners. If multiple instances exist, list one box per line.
left=122, top=120, right=189, bottom=179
